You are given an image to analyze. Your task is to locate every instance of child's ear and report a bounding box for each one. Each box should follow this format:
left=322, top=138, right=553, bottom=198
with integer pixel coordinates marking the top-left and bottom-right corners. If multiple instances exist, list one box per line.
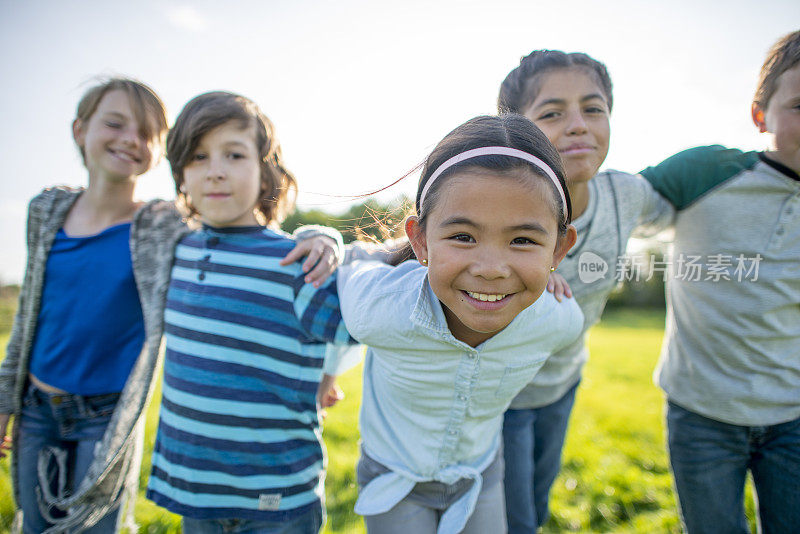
left=72, top=119, right=85, bottom=146
left=404, top=216, right=428, bottom=265
left=152, top=145, right=165, bottom=167
left=751, top=102, right=768, bottom=133
left=551, top=224, right=577, bottom=270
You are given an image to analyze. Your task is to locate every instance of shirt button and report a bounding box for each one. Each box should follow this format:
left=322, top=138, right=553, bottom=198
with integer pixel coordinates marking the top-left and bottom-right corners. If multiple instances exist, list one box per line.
left=467, top=353, right=476, bottom=359
left=786, top=207, right=793, bottom=215
left=458, top=394, right=467, bottom=401
left=198, top=272, right=206, bottom=281
left=208, top=236, right=220, bottom=246
left=204, top=254, right=211, bottom=261
left=448, top=429, right=457, bottom=435
left=776, top=227, right=785, bottom=236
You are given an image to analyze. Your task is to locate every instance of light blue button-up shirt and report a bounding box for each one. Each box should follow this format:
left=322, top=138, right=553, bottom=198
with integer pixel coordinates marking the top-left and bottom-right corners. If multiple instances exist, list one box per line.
left=338, top=260, right=583, bottom=533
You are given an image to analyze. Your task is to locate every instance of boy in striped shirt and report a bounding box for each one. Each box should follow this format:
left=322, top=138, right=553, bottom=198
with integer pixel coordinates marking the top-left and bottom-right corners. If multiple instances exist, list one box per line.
left=146, top=92, right=353, bottom=533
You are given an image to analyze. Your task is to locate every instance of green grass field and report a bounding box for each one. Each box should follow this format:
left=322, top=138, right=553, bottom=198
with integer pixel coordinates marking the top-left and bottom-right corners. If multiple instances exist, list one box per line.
left=0, top=309, right=759, bottom=533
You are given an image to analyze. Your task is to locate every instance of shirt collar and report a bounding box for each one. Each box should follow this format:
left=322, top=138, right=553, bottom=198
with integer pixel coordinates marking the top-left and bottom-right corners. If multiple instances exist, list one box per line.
left=410, top=275, right=455, bottom=340
left=201, top=223, right=266, bottom=234
left=759, top=153, right=800, bottom=182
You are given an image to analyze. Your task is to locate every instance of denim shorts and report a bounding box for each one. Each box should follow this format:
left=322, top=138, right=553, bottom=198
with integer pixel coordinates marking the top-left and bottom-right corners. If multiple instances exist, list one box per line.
left=17, top=382, right=121, bottom=533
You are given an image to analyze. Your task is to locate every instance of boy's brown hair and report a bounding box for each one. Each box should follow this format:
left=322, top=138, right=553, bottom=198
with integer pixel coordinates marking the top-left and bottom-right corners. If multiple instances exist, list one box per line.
left=75, top=77, right=168, bottom=163
left=167, top=91, right=297, bottom=224
left=754, top=30, right=800, bottom=109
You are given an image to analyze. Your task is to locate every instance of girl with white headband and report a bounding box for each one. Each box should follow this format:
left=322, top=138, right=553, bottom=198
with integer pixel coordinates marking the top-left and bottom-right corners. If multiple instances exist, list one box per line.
left=336, top=114, right=583, bottom=533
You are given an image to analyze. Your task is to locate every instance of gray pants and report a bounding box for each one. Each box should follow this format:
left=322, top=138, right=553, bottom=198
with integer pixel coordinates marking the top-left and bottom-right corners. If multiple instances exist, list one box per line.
left=357, top=452, right=507, bottom=534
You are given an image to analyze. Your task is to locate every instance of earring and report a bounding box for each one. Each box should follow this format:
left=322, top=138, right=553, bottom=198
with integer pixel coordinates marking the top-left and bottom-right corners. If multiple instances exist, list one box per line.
left=550, top=267, right=555, bottom=272
left=421, top=259, right=428, bottom=265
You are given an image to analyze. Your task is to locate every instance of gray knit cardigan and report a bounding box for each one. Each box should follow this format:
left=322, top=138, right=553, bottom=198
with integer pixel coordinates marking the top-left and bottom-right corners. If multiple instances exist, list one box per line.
left=0, top=187, right=190, bottom=533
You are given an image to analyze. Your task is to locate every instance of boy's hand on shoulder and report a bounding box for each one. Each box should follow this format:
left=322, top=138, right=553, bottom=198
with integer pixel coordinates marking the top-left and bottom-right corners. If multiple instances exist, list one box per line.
left=280, top=236, right=341, bottom=287
left=320, top=384, right=344, bottom=410
left=316, top=374, right=344, bottom=420
left=0, top=413, right=12, bottom=458
left=547, top=271, right=573, bottom=302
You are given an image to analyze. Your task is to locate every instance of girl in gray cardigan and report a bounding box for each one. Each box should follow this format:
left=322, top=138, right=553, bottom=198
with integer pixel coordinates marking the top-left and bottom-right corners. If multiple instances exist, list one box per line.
left=0, top=78, right=340, bottom=533
left=0, top=77, right=181, bottom=534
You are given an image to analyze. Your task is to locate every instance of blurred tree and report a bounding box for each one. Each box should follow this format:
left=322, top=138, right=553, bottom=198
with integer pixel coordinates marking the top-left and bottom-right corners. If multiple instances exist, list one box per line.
left=606, top=247, right=668, bottom=309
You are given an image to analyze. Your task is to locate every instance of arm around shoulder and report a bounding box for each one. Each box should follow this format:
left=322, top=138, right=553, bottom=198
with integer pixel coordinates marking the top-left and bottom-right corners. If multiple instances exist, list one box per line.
left=606, top=171, right=675, bottom=237
left=292, top=225, right=345, bottom=259
left=343, top=238, right=407, bottom=264
left=639, top=145, right=756, bottom=210
left=336, top=260, right=419, bottom=343
left=623, top=173, right=675, bottom=237
left=291, top=266, right=353, bottom=346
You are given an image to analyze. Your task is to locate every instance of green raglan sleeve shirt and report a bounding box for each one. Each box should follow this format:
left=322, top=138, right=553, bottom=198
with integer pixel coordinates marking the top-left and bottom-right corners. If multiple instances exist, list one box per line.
left=640, top=145, right=800, bottom=426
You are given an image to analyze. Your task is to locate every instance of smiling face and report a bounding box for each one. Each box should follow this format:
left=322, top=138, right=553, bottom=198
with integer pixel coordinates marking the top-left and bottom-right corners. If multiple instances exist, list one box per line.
left=181, top=120, right=263, bottom=228
left=72, top=89, right=158, bottom=182
left=754, top=64, right=800, bottom=175
left=522, top=68, right=611, bottom=185
left=407, top=169, right=575, bottom=347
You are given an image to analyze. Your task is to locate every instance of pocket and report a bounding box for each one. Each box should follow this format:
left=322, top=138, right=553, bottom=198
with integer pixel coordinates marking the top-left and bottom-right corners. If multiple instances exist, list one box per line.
left=494, top=359, right=546, bottom=400
left=84, top=393, right=120, bottom=418
left=356, top=453, right=390, bottom=487
left=468, top=357, right=547, bottom=420
left=22, top=384, right=40, bottom=407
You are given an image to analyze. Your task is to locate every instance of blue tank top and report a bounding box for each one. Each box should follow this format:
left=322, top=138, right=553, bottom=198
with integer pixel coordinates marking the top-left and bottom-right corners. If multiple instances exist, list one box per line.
left=29, top=223, right=144, bottom=395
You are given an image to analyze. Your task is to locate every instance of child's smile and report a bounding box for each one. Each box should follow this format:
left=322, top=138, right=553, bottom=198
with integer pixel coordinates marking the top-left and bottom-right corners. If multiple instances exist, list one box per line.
left=464, top=290, right=509, bottom=303
left=74, top=90, right=156, bottom=182
left=408, top=169, right=571, bottom=347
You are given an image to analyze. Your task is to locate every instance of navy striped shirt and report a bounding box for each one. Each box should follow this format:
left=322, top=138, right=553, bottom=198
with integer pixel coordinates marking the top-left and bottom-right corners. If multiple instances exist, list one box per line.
left=146, top=225, right=351, bottom=521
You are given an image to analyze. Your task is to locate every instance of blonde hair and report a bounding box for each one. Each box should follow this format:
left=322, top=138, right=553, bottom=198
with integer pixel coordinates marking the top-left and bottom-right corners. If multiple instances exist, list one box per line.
left=75, top=77, right=168, bottom=164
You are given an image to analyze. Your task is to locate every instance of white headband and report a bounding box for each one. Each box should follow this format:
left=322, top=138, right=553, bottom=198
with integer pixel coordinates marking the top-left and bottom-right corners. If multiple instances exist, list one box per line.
left=418, top=146, right=568, bottom=222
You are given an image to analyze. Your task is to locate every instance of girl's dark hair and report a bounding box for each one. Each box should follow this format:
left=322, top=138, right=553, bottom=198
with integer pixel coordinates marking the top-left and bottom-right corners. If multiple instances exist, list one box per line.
left=167, top=91, right=298, bottom=224
left=392, top=114, right=571, bottom=264
left=498, top=50, right=613, bottom=115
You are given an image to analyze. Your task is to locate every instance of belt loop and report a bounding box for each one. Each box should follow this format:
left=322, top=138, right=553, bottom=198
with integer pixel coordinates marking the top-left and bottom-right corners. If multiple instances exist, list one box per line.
left=24, top=382, right=41, bottom=407
left=74, top=393, right=88, bottom=417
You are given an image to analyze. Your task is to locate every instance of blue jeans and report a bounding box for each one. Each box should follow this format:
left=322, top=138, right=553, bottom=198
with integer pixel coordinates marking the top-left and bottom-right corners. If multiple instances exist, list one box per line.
left=16, top=383, right=121, bottom=534
left=667, top=401, right=800, bottom=534
left=182, top=506, right=323, bottom=534
left=502, top=381, right=579, bottom=533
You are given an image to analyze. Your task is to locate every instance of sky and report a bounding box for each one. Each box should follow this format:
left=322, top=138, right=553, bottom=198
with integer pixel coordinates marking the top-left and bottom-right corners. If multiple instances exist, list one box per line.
left=1, top=0, right=798, bottom=283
